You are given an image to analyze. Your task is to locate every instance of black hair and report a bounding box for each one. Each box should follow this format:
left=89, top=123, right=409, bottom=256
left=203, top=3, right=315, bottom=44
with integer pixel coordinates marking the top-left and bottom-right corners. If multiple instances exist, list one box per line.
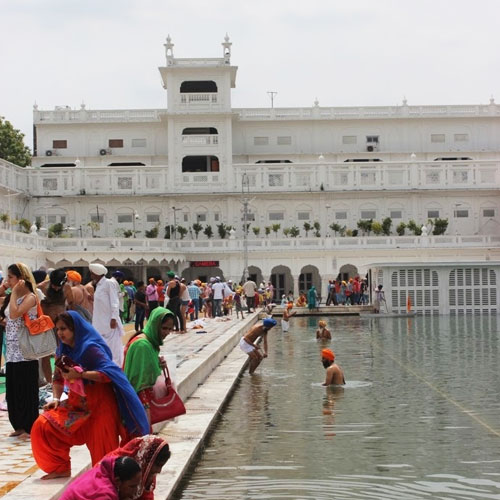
left=161, top=312, right=175, bottom=325
left=114, top=456, right=141, bottom=482
left=0, top=264, right=35, bottom=320
left=54, top=312, right=75, bottom=331
left=137, top=281, right=144, bottom=288
left=154, top=444, right=171, bottom=466
left=50, top=268, right=67, bottom=287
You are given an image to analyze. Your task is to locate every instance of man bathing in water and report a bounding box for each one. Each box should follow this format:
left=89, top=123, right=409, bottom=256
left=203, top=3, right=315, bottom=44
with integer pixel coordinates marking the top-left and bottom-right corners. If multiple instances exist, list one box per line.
left=281, top=303, right=296, bottom=332
left=321, top=349, right=345, bottom=385
left=239, top=318, right=277, bottom=374
left=316, top=320, right=331, bottom=340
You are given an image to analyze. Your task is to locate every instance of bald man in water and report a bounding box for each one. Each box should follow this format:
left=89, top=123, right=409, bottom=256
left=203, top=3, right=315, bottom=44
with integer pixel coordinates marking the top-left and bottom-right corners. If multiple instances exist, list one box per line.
left=321, top=349, right=345, bottom=385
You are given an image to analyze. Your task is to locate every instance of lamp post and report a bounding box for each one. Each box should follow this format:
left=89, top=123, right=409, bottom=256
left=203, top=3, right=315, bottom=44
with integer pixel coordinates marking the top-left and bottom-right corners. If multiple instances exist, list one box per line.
left=172, top=206, right=181, bottom=240
left=241, top=173, right=250, bottom=282
left=132, top=209, right=139, bottom=238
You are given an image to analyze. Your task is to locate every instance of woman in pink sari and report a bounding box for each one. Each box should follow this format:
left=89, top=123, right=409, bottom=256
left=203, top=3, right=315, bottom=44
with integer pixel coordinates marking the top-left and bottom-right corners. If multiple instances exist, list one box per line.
left=60, top=456, right=141, bottom=500
left=106, top=435, right=171, bottom=500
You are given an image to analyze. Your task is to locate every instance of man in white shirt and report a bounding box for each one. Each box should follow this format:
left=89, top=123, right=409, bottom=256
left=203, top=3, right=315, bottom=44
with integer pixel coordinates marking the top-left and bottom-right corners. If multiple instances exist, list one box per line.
left=89, top=263, right=124, bottom=366
left=211, top=277, right=225, bottom=317
left=242, top=277, right=258, bottom=313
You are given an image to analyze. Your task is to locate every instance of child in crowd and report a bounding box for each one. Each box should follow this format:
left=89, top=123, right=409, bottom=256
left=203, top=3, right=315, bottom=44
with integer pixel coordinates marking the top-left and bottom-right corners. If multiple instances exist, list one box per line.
left=234, top=290, right=244, bottom=320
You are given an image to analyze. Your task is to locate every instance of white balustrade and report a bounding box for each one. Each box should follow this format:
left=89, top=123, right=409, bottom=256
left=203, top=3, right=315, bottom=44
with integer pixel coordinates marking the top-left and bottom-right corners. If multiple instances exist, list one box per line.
left=179, top=93, right=218, bottom=105
left=181, top=134, right=219, bottom=146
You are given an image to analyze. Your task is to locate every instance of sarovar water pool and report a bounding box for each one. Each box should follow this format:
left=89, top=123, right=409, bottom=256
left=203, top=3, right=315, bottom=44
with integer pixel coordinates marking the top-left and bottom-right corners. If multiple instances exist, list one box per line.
left=174, top=315, right=500, bottom=499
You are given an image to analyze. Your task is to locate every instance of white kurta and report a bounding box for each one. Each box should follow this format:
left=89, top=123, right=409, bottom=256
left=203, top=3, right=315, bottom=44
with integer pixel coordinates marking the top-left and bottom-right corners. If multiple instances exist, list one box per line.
left=92, top=277, right=124, bottom=366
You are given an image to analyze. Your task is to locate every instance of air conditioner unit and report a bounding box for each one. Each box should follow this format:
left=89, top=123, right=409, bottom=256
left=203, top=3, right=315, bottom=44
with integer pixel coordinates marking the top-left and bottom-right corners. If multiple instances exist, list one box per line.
left=366, top=145, right=378, bottom=152
left=99, top=148, right=112, bottom=156
left=45, top=149, right=57, bottom=156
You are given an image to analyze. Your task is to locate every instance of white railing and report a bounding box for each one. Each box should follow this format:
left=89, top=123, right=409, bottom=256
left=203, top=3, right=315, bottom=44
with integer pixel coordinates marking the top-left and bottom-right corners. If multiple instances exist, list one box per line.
left=235, top=103, right=499, bottom=120
left=13, top=160, right=500, bottom=197
left=33, top=102, right=499, bottom=124
left=179, top=93, right=218, bottom=105
left=181, top=134, right=219, bottom=146
left=0, top=159, right=29, bottom=193
left=3, top=231, right=498, bottom=254
left=34, top=108, right=164, bottom=124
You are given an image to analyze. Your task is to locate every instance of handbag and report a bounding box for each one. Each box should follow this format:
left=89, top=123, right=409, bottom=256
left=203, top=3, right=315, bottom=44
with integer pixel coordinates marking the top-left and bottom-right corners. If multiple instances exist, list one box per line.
left=19, top=298, right=57, bottom=360
left=149, top=365, right=186, bottom=425
left=24, top=300, right=55, bottom=334
left=18, top=323, right=57, bottom=360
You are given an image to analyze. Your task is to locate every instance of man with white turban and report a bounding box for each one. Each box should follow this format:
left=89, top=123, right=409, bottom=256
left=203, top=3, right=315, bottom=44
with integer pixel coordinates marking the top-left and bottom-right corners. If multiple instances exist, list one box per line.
left=89, top=263, right=124, bottom=365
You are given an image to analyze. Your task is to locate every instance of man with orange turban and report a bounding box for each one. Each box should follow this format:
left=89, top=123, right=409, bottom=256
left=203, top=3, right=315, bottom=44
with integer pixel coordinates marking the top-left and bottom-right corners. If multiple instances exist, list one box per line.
left=66, top=270, right=92, bottom=322
left=316, top=320, right=331, bottom=340
left=321, top=349, right=345, bottom=386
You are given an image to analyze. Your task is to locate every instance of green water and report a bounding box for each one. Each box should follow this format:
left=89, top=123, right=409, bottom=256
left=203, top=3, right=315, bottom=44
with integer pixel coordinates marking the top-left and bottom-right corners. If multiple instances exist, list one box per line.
left=174, top=315, right=500, bottom=499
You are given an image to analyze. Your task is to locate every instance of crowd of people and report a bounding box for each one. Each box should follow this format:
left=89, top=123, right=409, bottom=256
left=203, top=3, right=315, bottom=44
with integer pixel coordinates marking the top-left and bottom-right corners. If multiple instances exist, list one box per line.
left=0, top=264, right=356, bottom=498
left=0, top=263, right=174, bottom=498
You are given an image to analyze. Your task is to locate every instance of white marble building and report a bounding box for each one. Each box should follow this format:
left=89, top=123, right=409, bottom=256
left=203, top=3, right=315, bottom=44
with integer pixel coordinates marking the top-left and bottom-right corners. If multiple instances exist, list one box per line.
left=1, top=36, right=499, bottom=314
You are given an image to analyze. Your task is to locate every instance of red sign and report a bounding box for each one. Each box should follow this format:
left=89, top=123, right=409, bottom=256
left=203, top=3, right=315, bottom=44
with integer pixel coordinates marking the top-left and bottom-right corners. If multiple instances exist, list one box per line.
left=190, top=261, right=219, bottom=268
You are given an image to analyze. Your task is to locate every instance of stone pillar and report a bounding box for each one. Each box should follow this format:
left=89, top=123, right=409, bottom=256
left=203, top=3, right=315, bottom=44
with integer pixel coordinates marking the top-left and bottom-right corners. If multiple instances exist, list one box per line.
left=293, top=275, right=300, bottom=298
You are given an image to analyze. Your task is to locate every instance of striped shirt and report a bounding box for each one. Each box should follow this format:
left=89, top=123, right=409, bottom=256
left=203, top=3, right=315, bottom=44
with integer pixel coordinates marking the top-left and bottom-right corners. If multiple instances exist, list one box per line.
left=188, top=284, right=201, bottom=300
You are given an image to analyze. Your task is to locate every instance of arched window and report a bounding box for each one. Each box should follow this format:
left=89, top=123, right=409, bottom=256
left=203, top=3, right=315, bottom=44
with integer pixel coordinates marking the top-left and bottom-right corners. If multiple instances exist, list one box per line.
left=182, top=127, right=218, bottom=135
left=182, top=156, right=219, bottom=173
left=180, top=81, right=217, bottom=93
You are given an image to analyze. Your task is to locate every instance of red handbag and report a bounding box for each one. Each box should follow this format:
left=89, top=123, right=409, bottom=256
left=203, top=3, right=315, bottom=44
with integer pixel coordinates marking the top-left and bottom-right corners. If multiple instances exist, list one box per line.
left=24, top=299, right=55, bottom=335
left=149, top=365, right=186, bottom=425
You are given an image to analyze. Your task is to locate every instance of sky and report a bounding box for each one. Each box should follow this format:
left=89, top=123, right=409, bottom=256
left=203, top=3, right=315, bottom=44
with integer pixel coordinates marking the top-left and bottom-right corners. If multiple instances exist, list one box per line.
left=2, top=0, right=499, bottom=149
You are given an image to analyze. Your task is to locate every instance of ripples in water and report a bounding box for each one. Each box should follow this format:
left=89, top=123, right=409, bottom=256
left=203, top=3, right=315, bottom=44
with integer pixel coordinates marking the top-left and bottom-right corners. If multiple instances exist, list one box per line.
left=173, top=316, right=500, bottom=500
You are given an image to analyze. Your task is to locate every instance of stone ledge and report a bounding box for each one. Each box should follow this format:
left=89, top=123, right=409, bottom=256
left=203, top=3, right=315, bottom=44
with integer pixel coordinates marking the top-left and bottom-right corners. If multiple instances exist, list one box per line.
left=3, top=315, right=257, bottom=500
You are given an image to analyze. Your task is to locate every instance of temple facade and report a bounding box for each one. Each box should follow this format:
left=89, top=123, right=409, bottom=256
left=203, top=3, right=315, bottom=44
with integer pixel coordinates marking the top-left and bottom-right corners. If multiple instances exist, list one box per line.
left=1, top=36, right=499, bottom=314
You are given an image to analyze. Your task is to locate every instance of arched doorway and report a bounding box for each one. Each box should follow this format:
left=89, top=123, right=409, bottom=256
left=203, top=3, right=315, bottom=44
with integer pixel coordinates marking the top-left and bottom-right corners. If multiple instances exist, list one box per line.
left=270, top=265, right=293, bottom=301
left=299, top=265, right=321, bottom=296
left=247, top=265, right=263, bottom=288
left=338, top=264, right=358, bottom=282
left=182, top=266, right=225, bottom=284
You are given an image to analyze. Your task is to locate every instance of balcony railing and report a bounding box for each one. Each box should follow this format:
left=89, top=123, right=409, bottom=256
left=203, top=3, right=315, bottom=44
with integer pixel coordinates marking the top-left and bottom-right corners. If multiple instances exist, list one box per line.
left=181, top=134, right=219, bottom=146
left=2, top=160, right=499, bottom=197
left=2, top=230, right=498, bottom=254
left=179, top=93, right=218, bottom=105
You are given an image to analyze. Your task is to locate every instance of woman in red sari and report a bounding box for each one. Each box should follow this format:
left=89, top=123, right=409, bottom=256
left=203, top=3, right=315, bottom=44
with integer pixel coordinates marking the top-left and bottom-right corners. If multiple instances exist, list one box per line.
left=31, top=311, right=149, bottom=480
left=107, top=435, right=171, bottom=500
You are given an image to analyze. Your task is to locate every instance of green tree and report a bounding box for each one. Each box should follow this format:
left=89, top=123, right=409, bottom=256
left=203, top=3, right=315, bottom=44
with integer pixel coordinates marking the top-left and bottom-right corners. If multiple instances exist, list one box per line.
left=0, top=117, right=31, bottom=167
left=329, top=222, right=342, bottom=236
left=177, top=225, right=188, bottom=239
left=303, top=222, right=312, bottom=237
left=192, top=222, right=203, bottom=239
left=145, top=226, right=159, bottom=238
left=265, top=226, right=271, bottom=236
left=217, top=223, right=228, bottom=239
left=18, top=218, right=31, bottom=234
left=289, top=225, right=300, bottom=238
left=371, top=221, right=383, bottom=235
left=357, top=219, right=373, bottom=235
left=431, top=218, right=449, bottom=235
left=0, top=213, right=10, bottom=229
left=396, top=222, right=406, bottom=236
left=252, top=226, right=260, bottom=237
left=283, top=227, right=291, bottom=238
left=382, top=217, right=392, bottom=236
left=271, top=223, right=281, bottom=237
left=313, top=221, right=321, bottom=237
left=407, top=219, right=422, bottom=236
left=49, top=222, right=64, bottom=238
left=0, top=116, right=31, bottom=167
left=204, top=225, right=213, bottom=239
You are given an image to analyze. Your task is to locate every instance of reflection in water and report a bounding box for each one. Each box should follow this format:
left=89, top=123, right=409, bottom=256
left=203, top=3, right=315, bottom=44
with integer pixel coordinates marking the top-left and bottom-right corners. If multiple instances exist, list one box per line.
left=174, top=316, right=500, bottom=500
